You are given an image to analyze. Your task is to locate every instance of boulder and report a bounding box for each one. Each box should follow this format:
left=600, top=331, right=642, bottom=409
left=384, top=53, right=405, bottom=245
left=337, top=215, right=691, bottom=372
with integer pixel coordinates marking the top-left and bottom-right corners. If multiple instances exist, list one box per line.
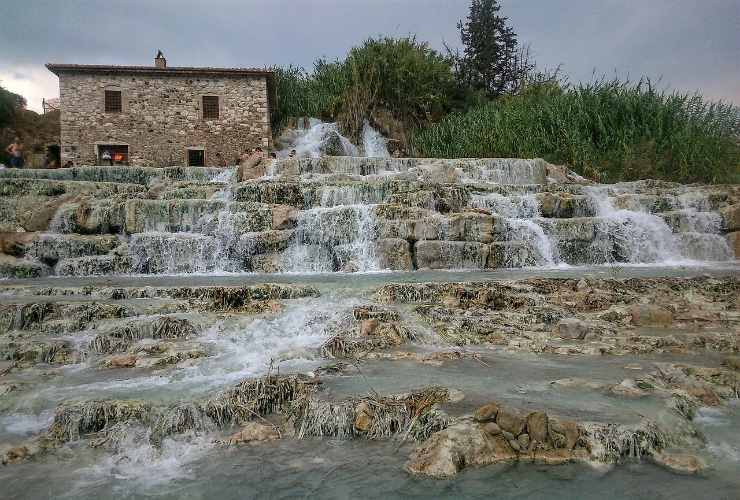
left=353, top=401, right=375, bottom=432
left=0, top=360, right=14, bottom=376
left=320, top=131, right=350, bottom=156
left=720, top=204, right=740, bottom=232
left=375, top=238, right=413, bottom=270
left=496, top=407, right=526, bottom=436
left=227, top=422, right=280, bottom=445
left=726, top=232, right=740, bottom=259
left=405, top=422, right=510, bottom=478
left=473, top=402, right=499, bottom=423
left=652, top=451, right=706, bottom=475
left=360, top=319, right=380, bottom=336
left=271, top=205, right=298, bottom=230
left=517, top=433, right=531, bottom=450
left=0, top=232, right=38, bottom=257
left=414, top=241, right=489, bottom=270
left=630, top=304, right=673, bottom=327
left=553, top=318, right=593, bottom=340
left=482, top=422, right=501, bottom=436
left=526, top=411, right=549, bottom=444
left=106, top=355, right=137, bottom=369
left=549, top=419, right=580, bottom=450
left=721, top=355, right=740, bottom=371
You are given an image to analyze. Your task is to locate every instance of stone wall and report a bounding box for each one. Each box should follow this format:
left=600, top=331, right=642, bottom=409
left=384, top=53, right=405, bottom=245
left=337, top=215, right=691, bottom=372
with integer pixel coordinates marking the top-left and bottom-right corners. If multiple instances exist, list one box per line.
left=58, top=72, right=271, bottom=167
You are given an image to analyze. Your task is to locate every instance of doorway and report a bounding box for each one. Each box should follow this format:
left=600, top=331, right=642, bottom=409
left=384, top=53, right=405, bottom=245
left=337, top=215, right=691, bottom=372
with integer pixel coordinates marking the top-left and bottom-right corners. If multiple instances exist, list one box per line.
left=187, top=148, right=205, bottom=167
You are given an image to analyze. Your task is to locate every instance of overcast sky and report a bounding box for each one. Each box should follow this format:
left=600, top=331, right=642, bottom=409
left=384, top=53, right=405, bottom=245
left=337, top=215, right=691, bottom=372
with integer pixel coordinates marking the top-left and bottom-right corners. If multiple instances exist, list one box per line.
left=1, top=0, right=738, bottom=112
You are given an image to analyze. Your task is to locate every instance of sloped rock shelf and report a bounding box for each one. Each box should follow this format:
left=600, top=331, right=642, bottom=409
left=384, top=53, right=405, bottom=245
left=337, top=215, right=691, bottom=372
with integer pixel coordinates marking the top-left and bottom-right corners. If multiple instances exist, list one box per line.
left=0, top=159, right=738, bottom=498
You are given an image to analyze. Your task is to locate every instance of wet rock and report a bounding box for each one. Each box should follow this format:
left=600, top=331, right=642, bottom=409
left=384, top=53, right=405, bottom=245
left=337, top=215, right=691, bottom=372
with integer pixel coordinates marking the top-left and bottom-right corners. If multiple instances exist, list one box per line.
left=549, top=419, right=580, bottom=450
left=482, top=422, right=501, bottom=436
left=496, top=407, right=526, bottom=436
left=534, top=448, right=579, bottom=465
left=720, top=204, right=740, bottom=232
left=721, top=355, right=740, bottom=371
left=502, top=430, right=520, bottom=451
left=554, top=318, right=593, bottom=340
left=609, top=379, right=648, bottom=398
left=0, top=360, right=14, bottom=376
left=357, top=318, right=379, bottom=337
left=726, top=231, right=740, bottom=259
left=0, top=254, right=50, bottom=279
left=375, top=238, right=413, bottom=271
left=353, top=401, right=375, bottom=432
left=473, top=402, right=499, bottom=423
left=321, top=131, right=350, bottom=156
left=630, top=304, right=673, bottom=326
left=1, top=442, right=41, bottom=465
left=271, top=204, right=298, bottom=230
left=652, top=451, right=706, bottom=475
left=517, top=433, right=531, bottom=450
left=526, top=411, right=549, bottom=444
left=414, top=241, right=489, bottom=270
left=227, top=422, right=280, bottom=445
left=105, top=354, right=137, bottom=369
left=405, top=422, right=500, bottom=478
left=0, top=382, right=18, bottom=396
left=0, top=231, right=38, bottom=257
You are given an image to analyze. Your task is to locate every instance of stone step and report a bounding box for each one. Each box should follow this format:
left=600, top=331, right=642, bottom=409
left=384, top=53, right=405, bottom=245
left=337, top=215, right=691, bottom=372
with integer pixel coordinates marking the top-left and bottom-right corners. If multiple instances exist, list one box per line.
left=0, top=166, right=230, bottom=185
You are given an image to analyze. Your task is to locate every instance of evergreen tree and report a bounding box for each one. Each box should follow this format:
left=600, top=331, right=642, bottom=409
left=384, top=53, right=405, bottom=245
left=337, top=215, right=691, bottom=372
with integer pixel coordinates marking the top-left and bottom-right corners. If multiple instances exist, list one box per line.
left=457, top=0, right=527, bottom=97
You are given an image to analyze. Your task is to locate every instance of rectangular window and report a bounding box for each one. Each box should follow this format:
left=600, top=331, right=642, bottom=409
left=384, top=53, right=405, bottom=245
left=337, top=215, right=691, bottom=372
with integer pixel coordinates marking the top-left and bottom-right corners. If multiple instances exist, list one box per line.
left=202, top=96, right=219, bottom=119
left=98, top=145, right=128, bottom=165
left=188, top=149, right=205, bottom=167
left=105, top=90, right=122, bottom=113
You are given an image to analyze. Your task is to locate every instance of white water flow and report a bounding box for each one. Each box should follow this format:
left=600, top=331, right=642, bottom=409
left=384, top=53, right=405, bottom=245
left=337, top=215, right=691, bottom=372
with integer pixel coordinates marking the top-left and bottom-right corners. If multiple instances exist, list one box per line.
left=278, top=119, right=359, bottom=158
left=470, top=192, right=558, bottom=266
left=279, top=118, right=389, bottom=158
left=282, top=204, right=379, bottom=272
left=361, top=119, right=391, bottom=158
left=584, top=186, right=730, bottom=264
left=129, top=168, right=244, bottom=274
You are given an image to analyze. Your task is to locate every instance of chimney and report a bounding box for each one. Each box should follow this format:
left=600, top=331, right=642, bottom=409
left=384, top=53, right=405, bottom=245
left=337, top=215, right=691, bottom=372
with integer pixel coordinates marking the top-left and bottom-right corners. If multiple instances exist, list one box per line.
left=155, top=50, right=167, bottom=69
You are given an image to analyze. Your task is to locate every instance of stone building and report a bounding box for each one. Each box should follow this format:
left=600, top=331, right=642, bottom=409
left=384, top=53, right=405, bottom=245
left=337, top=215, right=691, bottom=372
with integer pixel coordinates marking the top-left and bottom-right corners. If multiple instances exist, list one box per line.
left=46, top=52, right=272, bottom=167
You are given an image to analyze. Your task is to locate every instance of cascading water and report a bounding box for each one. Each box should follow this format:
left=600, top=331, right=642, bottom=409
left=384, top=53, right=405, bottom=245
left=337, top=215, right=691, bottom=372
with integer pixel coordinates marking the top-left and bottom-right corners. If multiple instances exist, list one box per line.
left=584, top=186, right=731, bottom=264
left=471, top=192, right=558, bottom=267
left=282, top=204, right=379, bottom=272
left=361, top=119, right=391, bottom=158
left=278, top=119, right=359, bottom=158
left=278, top=118, right=389, bottom=159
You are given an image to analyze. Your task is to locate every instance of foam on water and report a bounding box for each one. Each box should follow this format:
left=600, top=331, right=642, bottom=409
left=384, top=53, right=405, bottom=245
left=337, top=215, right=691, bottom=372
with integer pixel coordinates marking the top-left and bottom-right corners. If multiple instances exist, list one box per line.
left=361, top=119, right=391, bottom=158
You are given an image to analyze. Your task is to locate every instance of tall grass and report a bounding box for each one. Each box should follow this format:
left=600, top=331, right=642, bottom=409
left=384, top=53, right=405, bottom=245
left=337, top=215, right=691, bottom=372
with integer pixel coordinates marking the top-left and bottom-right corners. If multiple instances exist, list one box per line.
left=411, top=78, right=740, bottom=183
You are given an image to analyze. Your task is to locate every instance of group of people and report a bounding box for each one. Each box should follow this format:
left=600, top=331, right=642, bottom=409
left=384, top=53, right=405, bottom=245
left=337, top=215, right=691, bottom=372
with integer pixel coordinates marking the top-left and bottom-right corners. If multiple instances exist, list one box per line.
left=4, top=137, right=25, bottom=168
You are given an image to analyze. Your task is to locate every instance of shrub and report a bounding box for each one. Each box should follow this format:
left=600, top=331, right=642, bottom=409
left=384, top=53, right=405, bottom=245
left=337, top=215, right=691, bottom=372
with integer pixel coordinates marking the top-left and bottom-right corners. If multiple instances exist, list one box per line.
left=411, top=77, right=740, bottom=184
left=270, top=37, right=456, bottom=141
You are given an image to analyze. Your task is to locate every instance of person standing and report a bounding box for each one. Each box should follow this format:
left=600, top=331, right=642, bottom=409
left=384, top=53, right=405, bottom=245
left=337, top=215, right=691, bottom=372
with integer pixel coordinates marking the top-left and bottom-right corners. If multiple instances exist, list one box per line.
left=101, top=149, right=112, bottom=166
left=5, top=138, right=24, bottom=168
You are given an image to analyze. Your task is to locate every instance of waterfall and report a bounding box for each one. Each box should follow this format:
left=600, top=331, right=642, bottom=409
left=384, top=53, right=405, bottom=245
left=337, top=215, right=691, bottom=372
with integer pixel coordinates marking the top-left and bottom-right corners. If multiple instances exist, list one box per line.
left=471, top=192, right=558, bottom=267
left=282, top=204, right=379, bottom=272
left=278, top=119, right=359, bottom=158
left=361, top=120, right=390, bottom=158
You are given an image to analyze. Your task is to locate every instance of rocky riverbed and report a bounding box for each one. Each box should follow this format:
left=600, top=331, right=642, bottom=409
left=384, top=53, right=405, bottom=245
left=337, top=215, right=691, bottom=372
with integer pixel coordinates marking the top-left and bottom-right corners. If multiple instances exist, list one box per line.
left=0, top=158, right=738, bottom=498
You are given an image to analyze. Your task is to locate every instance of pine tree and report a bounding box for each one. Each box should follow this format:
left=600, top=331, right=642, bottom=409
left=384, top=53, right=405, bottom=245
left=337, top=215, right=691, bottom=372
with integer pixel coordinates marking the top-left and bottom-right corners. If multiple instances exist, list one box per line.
left=457, top=0, right=526, bottom=97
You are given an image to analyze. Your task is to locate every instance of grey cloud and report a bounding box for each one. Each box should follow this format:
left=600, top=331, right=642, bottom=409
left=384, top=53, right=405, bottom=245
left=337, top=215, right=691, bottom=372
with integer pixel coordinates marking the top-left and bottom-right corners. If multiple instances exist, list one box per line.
left=1, top=0, right=738, bottom=104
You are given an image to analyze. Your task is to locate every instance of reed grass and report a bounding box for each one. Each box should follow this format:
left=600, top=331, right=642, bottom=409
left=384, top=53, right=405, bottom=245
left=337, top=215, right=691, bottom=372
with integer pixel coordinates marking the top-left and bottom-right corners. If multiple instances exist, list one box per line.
left=411, top=78, right=740, bottom=184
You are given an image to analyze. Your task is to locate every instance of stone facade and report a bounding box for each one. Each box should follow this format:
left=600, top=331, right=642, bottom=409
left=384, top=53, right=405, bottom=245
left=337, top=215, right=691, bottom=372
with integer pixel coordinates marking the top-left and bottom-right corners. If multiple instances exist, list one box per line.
left=48, top=62, right=272, bottom=167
